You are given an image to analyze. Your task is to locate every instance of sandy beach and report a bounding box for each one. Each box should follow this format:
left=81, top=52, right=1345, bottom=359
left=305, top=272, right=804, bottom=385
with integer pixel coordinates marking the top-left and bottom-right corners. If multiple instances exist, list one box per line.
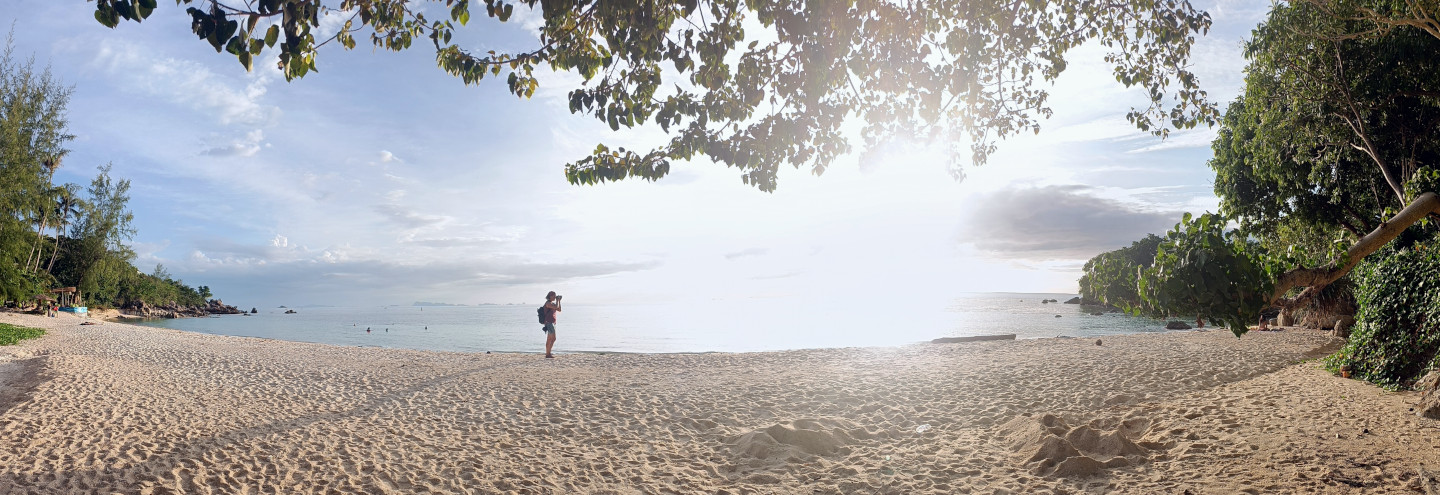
left=0, top=312, right=1435, bottom=494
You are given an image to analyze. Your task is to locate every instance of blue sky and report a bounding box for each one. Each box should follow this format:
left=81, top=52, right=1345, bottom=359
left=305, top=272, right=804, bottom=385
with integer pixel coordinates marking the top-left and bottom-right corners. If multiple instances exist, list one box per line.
left=3, top=1, right=1268, bottom=308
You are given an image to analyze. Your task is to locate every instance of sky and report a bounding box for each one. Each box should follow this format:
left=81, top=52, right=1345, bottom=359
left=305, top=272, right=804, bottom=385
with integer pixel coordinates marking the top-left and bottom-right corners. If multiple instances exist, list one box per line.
left=2, top=1, right=1270, bottom=308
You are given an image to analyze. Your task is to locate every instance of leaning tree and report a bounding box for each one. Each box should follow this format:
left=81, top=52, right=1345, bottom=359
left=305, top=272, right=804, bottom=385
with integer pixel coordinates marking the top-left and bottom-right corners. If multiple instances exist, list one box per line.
left=1083, top=0, right=1440, bottom=336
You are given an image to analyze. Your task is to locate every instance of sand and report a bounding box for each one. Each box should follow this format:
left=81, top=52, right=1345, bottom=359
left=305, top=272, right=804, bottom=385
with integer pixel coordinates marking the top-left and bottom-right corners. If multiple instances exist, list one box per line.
left=0, top=311, right=1435, bottom=494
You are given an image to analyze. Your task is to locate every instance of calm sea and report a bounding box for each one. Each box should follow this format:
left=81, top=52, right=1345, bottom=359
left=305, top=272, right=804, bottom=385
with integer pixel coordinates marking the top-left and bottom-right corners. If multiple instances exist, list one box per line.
left=131, top=293, right=1186, bottom=354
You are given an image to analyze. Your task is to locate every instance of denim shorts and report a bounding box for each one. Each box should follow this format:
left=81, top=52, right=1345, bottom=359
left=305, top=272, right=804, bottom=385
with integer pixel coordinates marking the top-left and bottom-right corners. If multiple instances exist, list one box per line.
left=543, top=323, right=555, bottom=334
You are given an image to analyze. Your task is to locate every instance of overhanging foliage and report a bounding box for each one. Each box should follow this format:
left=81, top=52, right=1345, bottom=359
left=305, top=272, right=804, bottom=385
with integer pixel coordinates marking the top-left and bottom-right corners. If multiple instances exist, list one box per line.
left=93, top=0, right=1219, bottom=190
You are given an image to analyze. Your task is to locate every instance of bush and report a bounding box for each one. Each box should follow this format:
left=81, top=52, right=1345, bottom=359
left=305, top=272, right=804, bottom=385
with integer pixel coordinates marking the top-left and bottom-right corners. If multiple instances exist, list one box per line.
left=1139, top=212, right=1274, bottom=337
left=1326, top=238, right=1440, bottom=389
left=0, top=323, right=45, bottom=346
left=1078, top=234, right=1163, bottom=312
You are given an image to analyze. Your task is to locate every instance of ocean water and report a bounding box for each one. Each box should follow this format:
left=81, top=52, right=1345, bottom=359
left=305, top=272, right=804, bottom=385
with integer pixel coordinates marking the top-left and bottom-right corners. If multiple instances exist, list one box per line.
left=131, top=293, right=1186, bottom=354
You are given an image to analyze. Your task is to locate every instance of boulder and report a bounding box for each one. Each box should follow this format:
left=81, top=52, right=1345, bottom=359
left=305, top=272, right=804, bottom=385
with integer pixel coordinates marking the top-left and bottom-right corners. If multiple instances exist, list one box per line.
left=1165, top=321, right=1192, bottom=330
left=1063, top=297, right=1082, bottom=304
left=284, top=309, right=298, bottom=314
left=204, top=299, right=243, bottom=315
left=1277, top=310, right=1294, bottom=326
left=1417, top=370, right=1440, bottom=419
left=1332, top=316, right=1357, bottom=339
left=250, top=307, right=258, bottom=314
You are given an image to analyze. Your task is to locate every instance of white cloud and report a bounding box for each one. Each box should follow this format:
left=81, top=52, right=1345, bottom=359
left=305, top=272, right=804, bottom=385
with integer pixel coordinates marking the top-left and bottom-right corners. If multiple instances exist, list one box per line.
left=316, top=8, right=357, bottom=38
left=724, top=247, right=769, bottom=260
left=1126, top=128, right=1220, bottom=154
left=200, top=129, right=266, bottom=157
left=81, top=39, right=281, bottom=127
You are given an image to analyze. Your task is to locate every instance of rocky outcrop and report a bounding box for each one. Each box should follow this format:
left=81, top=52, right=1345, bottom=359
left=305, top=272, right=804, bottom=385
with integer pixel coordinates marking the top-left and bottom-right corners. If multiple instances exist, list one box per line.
left=1164, top=321, right=1192, bottom=330
left=119, top=299, right=242, bottom=319
left=1277, top=310, right=1294, bottom=327
left=206, top=299, right=242, bottom=315
left=1063, top=297, right=1082, bottom=304
left=284, top=309, right=298, bottom=314
left=1332, top=316, right=1356, bottom=339
left=1416, top=370, right=1440, bottom=419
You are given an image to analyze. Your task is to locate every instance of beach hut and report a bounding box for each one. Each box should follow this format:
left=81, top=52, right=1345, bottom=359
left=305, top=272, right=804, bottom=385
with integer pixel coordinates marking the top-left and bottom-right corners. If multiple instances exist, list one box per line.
left=47, top=287, right=86, bottom=314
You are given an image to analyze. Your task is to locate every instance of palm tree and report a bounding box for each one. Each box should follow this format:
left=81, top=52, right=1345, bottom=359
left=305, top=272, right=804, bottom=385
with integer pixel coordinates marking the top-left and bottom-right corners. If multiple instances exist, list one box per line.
left=45, top=183, right=82, bottom=274
left=24, top=155, right=64, bottom=273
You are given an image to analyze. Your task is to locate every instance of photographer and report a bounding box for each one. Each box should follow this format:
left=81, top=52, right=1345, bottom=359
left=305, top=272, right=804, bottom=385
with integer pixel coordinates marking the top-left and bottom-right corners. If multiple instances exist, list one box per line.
left=542, top=291, right=562, bottom=358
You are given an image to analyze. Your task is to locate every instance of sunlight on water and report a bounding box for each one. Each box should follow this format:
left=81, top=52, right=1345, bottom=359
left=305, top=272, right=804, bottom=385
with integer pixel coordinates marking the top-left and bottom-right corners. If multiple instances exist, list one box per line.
left=133, top=293, right=1177, bottom=354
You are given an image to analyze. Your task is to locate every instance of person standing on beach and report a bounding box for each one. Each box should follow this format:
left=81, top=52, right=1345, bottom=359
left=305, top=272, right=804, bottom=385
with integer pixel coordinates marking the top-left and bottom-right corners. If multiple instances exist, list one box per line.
left=542, top=291, right=562, bottom=358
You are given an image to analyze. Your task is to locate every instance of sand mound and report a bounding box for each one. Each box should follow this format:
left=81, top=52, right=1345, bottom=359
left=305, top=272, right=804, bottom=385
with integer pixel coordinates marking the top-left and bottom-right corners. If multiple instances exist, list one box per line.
left=1000, top=413, right=1150, bottom=477
left=729, top=418, right=865, bottom=459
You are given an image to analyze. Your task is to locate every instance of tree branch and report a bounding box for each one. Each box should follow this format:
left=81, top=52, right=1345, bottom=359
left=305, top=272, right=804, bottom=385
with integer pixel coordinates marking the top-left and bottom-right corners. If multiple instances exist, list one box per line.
left=1271, top=191, right=1440, bottom=308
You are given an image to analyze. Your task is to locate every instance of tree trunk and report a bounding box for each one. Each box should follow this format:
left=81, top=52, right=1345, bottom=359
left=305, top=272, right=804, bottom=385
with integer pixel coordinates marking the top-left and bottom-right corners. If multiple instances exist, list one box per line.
left=45, top=220, right=66, bottom=274
left=24, top=210, right=50, bottom=273
left=1270, top=191, right=1440, bottom=308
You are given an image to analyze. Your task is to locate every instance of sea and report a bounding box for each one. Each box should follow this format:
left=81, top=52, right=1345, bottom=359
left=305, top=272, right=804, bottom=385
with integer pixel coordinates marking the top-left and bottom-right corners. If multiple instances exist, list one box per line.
left=131, top=293, right=1188, bottom=354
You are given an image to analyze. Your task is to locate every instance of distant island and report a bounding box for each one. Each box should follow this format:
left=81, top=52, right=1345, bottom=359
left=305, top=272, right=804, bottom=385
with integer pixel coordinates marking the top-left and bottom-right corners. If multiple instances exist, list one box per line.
left=412, top=302, right=468, bottom=307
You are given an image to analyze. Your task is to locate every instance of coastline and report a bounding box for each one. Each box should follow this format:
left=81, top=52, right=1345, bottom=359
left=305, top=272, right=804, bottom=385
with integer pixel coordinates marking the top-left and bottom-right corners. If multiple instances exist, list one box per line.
left=0, top=312, right=1435, bottom=493
left=102, top=296, right=1212, bottom=355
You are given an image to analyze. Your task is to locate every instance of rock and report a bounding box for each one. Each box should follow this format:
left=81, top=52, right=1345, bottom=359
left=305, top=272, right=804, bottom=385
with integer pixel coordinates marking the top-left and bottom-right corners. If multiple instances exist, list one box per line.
left=1277, top=310, right=1294, bottom=327
left=284, top=309, right=298, bottom=314
left=1090, top=312, right=1104, bottom=316
left=1055, top=314, right=1062, bottom=318
left=1417, top=370, right=1440, bottom=419
left=1332, top=316, right=1357, bottom=339
left=203, top=299, right=242, bottom=315
left=1095, top=339, right=1102, bottom=346
left=1165, top=321, right=1192, bottom=330
left=250, top=307, right=258, bottom=314
left=1063, top=297, right=1082, bottom=304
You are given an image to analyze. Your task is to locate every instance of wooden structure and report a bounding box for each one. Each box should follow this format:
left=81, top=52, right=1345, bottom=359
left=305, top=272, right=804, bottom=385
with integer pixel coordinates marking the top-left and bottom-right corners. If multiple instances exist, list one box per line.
left=46, top=287, right=82, bottom=307
left=930, top=334, right=1016, bottom=344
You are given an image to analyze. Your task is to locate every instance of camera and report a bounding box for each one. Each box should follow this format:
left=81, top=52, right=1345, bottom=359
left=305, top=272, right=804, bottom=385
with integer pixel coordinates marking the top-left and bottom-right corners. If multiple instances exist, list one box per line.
left=556, top=295, right=563, bottom=300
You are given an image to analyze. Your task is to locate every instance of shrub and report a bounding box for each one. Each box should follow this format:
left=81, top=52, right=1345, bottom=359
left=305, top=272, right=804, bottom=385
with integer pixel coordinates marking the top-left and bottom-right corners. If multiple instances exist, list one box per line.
left=0, top=323, right=45, bottom=346
left=1326, top=238, right=1440, bottom=389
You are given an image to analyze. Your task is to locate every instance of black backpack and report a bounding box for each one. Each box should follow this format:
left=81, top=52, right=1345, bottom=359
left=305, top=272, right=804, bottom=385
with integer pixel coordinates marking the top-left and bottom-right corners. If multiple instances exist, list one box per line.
left=537, top=306, right=548, bottom=324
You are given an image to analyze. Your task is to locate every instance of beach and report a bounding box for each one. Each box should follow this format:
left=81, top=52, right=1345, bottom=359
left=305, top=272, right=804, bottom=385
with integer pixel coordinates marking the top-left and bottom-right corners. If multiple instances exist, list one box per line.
left=0, top=312, right=1435, bottom=494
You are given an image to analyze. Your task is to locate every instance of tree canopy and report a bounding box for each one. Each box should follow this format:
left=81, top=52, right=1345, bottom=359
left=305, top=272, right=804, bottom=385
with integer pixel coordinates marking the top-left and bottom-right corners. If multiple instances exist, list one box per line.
left=0, top=37, right=219, bottom=310
left=1080, top=0, right=1440, bottom=337
left=93, top=0, right=1218, bottom=190
left=1077, top=233, right=1161, bottom=312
